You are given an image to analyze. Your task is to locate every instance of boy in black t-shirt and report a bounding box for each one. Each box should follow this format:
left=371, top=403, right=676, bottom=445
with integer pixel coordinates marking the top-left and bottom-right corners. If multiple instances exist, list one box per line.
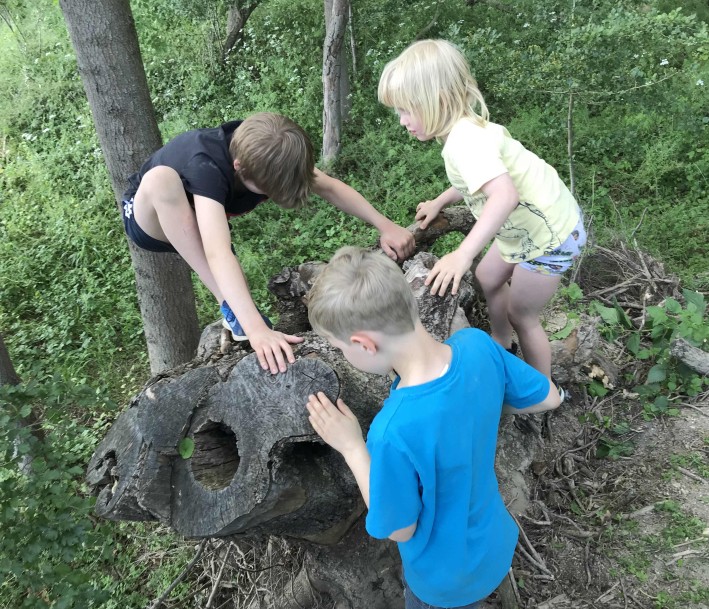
left=122, top=113, right=415, bottom=375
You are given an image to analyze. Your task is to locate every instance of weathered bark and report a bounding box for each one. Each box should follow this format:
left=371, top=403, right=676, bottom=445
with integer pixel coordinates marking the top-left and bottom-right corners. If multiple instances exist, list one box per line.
left=87, top=251, right=470, bottom=535
left=59, top=0, right=200, bottom=374
left=0, top=334, right=20, bottom=387
left=321, top=0, right=349, bottom=169
left=0, top=334, right=44, bottom=467
left=222, top=0, right=260, bottom=61
left=671, top=338, right=709, bottom=376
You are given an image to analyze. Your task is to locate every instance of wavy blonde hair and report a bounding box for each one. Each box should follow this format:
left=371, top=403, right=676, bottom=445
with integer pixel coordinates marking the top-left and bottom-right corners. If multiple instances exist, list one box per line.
left=308, top=246, right=418, bottom=341
left=378, top=39, right=489, bottom=140
left=230, top=113, right=315, bottom=209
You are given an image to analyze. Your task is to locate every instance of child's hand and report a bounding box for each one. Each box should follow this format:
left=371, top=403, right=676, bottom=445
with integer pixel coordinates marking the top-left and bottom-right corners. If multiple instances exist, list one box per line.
left=379, top=223, right=415, bottom=261
left=415, top=199, right=445, bottom=230
left=248, top=328, right=304, bottom=374
left=306, top=392, right=364, bottom=457
left=425, top=249, right=474, bottom=296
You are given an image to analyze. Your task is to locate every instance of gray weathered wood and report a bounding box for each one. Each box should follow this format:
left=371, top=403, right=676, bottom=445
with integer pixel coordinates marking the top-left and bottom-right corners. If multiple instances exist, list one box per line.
left=671, top=338, right=709, bottom=376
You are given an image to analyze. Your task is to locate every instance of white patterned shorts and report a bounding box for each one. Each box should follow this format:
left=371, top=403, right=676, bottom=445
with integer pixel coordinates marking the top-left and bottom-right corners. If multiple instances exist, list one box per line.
left=518, top=216, right=587, bottom=276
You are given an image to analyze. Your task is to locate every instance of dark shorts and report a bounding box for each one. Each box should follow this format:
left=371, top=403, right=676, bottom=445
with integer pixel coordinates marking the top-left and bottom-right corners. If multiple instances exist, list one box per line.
left=121, top=197, right=178, bottom=254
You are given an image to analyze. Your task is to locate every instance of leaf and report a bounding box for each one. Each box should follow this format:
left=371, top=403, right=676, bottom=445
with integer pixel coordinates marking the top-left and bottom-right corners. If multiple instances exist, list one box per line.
left=626, top=333, right=641, bottom=355
left=683, top=289, right=706, bottom=315
left=664, top=298, right=682, bottom=314
left=178, top=438, right=195, bottom=459
left=595, top=304, right=619, bottom=326
left=550, top=320, right=575, bottom=340
left=588, top=380, right=608, bottom=397
left=646, top=364, right=667, bottom=384
left=653, top=395, right=669, bottom=412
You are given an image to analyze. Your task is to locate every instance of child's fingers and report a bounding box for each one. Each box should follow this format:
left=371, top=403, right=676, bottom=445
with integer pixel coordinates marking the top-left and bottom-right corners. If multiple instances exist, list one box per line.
left=285, top=334, right=305, bottom=345
left=336, top=399, right=356, bottom=419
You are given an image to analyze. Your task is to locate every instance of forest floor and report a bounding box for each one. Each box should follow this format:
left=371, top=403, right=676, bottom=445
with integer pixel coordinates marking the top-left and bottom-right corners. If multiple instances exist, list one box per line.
left=481, top=243, right=709, bottom=609
left=485, top=383, right=709, bottom=609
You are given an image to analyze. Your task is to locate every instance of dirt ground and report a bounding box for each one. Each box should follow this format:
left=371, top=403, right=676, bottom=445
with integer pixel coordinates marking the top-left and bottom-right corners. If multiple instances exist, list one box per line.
left=479, top=385, right=709, bottom=609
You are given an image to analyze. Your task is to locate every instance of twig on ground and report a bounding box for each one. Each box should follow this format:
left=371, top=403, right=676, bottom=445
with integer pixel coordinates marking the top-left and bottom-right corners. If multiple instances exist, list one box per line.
left=675, top=466, right=705, bottom=483
left=148, top=539, right=210, bottom=609
left=594, top=581, right=619, bottom=603
left=206, top=542, right=234, bottom=608
left=666, top=549, right=704, bottom=566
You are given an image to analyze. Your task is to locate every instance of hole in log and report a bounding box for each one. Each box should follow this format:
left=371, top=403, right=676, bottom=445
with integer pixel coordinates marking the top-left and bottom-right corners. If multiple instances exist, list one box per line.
left=191, top=421, right=240, bottom=490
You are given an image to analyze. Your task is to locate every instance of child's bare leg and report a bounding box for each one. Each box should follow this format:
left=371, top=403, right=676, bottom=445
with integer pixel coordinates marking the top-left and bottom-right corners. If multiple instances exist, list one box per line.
left=133, top=166, right=223, bottom=301
left=475, top=243, right=516, bottom=348
left=507, top=267, right=561, bottom=378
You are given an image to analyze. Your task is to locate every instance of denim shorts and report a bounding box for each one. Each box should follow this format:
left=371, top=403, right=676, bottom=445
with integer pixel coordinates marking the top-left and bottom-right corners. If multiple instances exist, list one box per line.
left=121, top=197, right=178, bottom=254
left=518, top=215, right=587, bottom=276
left=404, top=582, right=482, bottom=609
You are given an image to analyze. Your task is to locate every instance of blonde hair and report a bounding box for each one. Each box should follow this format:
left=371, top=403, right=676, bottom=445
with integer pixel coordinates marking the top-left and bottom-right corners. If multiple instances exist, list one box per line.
left=378, top=39, right=489, bottom=140
left=229, top=113, right=315, bottom=209
left=308, top=246, right=418, bottom=341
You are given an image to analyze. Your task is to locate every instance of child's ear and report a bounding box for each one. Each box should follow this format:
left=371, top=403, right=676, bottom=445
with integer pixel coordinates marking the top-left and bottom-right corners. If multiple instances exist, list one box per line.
left=233, top=159, right=241, bottom=172
left=350, top=333, right=377, bottom=354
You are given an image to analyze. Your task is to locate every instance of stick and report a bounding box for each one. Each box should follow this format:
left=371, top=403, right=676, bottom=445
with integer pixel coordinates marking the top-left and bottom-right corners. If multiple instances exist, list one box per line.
left=148, top=539, right=209, bottom=609
left=567, top=91, right=576, bottom=198
left=206, top=542, right=234, bottom=608
left=665, top=549, right=703, bottom=566
left=675, top=466, right=704, bottom=483
left=629, top=207, right=648, bottom=240
left=594, top=581, right=620, bottom=603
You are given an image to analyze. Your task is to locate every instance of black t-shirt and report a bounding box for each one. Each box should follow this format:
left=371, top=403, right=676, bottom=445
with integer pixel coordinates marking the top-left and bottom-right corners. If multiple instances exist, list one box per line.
left=124, top=120, right=267, bottom=217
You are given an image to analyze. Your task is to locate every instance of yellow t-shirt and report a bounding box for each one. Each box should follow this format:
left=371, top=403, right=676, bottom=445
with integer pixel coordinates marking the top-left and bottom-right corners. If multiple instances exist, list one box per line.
left=442, top=118, right=581, bottom=263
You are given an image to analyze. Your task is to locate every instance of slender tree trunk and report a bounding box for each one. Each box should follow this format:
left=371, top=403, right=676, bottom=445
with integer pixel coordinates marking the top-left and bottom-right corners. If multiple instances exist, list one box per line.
left=222, top=1, right=260, bottom=61
left=0, top=334, right=20, bottom=387
left=0, top=334, right=44, bottom=468
left=59, top=0, right=200, bottom=374
left=322, top=0, right=349, bottom=170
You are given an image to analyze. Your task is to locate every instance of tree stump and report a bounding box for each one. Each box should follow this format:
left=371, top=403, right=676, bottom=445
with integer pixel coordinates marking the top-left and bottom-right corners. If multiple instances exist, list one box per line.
left=87, top=222, right=604, bottom=608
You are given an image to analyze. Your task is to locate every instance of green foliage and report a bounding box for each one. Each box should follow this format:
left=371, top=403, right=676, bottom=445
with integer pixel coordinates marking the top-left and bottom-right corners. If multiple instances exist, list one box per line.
left=0, top=376, right=115, bottom=608
left=590, top=290, right=708, bottom=417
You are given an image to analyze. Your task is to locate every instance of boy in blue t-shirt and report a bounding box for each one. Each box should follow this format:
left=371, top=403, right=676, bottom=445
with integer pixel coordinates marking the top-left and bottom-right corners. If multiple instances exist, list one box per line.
left=306, top=246, right=561, bottom=609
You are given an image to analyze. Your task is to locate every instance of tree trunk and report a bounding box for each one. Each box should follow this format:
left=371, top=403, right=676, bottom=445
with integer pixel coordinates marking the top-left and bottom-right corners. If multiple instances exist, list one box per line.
left=321, top=0, right=349, bottom=169
left=222, top=1, right=260, bottom=61
left=0, top=334, right=44, bottom=467
left=0, top=334, right=20, bottom=387
left=59, top=0, right=200, bottom=374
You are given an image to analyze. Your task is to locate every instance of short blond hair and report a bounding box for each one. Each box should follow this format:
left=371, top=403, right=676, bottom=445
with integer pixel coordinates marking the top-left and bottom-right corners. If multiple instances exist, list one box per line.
left=378, top=39, right=489, bottom=140
left=229, top=113, right=315, bottom=209
left=308, top=246, right=418, bottom=341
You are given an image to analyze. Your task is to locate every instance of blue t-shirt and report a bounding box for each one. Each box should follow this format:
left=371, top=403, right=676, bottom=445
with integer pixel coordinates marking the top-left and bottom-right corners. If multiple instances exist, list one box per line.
left=365, top=328, right=549, bottom=607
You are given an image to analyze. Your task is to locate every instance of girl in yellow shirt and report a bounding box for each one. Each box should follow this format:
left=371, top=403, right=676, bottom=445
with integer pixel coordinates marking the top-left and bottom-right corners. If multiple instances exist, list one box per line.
left=378, top=39, right=585, bottom=382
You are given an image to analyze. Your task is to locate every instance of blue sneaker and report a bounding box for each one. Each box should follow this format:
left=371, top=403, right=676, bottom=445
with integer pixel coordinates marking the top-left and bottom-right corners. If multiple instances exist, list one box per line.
left=220, top=301, right=273, bottom=341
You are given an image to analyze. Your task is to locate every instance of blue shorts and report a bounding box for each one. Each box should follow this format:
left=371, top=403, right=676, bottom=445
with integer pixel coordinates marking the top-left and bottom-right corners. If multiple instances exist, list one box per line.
left=121, top=197, right=178, bottom=254
left=518, top=215, right=587, bottom=276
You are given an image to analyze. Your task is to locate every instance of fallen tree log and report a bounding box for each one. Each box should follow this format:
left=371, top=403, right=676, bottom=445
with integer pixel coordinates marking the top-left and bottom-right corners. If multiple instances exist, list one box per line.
left=87, top=251, right=468, bottom=541
left=87, top=218, right=612, bottom=608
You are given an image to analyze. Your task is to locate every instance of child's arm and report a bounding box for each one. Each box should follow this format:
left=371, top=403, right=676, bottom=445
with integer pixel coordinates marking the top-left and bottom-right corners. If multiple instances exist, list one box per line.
left=426, top=173, right=519, bottom=296
left=195, top=196, right=303, bottom=373
left=306, top=392, right=418, bottom=542
left=502, top=378, right=562, bottom=415
left=312, top=169, right=415, bottom=261
left=414, top=186, right=464, bottom=229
